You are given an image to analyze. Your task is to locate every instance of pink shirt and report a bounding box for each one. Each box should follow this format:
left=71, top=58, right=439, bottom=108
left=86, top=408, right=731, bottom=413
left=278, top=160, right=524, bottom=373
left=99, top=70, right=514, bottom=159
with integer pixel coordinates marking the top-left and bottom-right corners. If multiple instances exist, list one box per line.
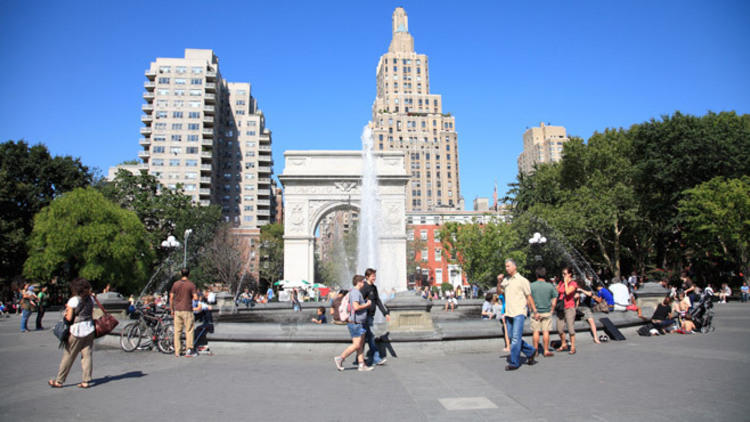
left=557, top=281, right=578, bottom=309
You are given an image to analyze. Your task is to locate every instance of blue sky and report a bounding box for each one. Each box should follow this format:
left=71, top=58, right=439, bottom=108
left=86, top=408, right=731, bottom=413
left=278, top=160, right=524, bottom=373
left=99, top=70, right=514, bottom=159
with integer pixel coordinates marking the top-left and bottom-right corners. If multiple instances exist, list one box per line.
left=1, top=1, right=749, bottom=208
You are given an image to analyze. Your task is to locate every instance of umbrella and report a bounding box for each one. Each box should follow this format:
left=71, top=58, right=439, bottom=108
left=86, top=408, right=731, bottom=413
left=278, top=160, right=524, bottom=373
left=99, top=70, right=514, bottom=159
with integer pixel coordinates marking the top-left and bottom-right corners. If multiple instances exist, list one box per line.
left=311, top=283, right=326, bottom=289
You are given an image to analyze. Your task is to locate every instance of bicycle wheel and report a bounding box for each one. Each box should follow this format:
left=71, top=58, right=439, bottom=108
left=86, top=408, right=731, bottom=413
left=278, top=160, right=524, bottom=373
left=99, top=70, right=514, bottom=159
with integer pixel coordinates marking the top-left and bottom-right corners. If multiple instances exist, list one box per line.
left=120, top=322, right=139, bottom=352
left=157, top=322, right=175, bottom=354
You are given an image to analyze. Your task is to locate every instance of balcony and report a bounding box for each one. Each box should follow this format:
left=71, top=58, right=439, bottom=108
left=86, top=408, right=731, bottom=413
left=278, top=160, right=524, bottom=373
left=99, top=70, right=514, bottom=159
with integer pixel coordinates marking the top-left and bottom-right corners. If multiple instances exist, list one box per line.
left=203, top=105, right=215, bottom=114
left=199, top=188, right=211, bottom=195
left=258, top=155, right=272, bottom=164
left=206, top=71, right=217, bottom=80
left=203, top=116, right=214, bottom=124
left=141, top=104, right=153, bottom=113
left=138, top=150, right=150, bottom=159
left=205, top=82, right=216, bottom=92
left=201, top=151, right=212, bottom=159
left=200, top=177, right=211, bottom=184
left=139, top=127, right=152, bottom=135
left=204, top=93, right=216, bottom=103
left=258, top=178, right=271, bottom=185
left=144, top=81, right=155, bottom=90
left=141, top=115, right=153, bottom=123
left=259, top=136, right=271, bottom=144
left=199, top=200, right=210, bottom=206
left=201, top=139, right=213, bottom=147
left=139, top=138, right=151, bottom=147
left=257, top=209, right=270, bottom=216
left=200, top=164, right=212, bottom=171
left=143, top=92, right=155, bottom=100
left=258, top=166, right=272, bottom=174
left=145, top=70, right=156, bottom=80
left=257, top=199, right=271, bottom=206
left=259, top=145, right=271, bottom=151
left=202, top=128, right=214, bottom=137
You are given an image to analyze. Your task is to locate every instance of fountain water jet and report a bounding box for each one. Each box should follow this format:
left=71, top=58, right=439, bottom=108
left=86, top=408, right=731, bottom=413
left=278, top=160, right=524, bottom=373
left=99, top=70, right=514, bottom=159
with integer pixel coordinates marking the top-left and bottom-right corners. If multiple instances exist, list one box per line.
left=357, top=126, right=381, bottom=274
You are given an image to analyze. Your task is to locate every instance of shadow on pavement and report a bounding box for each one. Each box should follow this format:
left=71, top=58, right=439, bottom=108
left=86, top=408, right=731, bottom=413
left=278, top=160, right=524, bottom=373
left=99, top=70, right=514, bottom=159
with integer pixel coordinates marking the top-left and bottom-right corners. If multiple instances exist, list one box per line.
left=90, top=370, right=147, bottom=386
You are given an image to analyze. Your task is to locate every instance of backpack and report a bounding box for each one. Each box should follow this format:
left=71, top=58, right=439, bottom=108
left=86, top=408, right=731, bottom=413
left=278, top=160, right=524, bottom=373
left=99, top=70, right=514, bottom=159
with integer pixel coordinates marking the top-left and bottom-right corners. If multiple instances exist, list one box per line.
left=637, top=324, right=653, bottom=337
left=337, top=292, right=352, bottom=322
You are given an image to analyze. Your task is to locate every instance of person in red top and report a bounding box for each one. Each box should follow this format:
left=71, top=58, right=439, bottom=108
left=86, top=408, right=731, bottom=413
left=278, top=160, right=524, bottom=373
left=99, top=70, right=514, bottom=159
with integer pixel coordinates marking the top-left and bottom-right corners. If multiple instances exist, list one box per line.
left=170, top=268, right=197, bottom=357
left=556, top=267, right=578, bottom=354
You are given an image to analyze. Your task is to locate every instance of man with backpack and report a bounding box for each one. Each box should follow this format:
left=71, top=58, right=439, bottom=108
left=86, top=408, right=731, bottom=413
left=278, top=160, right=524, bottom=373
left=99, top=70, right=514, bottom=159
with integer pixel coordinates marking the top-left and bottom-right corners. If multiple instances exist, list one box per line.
left=360, top=268, right=390, bottom=366
left=334, top=275, right=374, bottom=372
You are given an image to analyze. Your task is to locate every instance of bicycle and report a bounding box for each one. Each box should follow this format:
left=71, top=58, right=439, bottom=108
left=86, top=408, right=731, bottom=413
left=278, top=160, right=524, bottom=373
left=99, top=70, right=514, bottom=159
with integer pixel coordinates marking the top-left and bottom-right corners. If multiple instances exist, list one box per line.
left=119, top=304, right=174, bottom=354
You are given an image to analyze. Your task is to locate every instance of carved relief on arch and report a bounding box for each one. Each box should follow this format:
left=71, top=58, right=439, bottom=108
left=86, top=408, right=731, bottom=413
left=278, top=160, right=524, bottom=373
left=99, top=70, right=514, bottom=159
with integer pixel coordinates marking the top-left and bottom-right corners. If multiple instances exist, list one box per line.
left=287, top=201, right=307, bottom=234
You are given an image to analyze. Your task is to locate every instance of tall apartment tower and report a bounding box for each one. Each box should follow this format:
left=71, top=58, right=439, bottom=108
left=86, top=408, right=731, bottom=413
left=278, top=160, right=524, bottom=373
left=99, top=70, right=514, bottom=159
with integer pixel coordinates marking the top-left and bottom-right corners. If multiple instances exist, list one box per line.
left=138, top=49, right=274, bottom=228
left=517, top=122, right=569, bottom=175
left=369, top=7, right=462, bottom=211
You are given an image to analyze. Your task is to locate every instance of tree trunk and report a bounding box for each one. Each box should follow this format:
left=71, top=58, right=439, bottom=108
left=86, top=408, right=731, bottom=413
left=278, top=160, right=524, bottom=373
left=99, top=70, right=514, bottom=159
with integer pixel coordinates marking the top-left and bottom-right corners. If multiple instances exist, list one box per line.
left=595, top=235, right=613, bottom=276
left=613, top=219, right=623, bottom=279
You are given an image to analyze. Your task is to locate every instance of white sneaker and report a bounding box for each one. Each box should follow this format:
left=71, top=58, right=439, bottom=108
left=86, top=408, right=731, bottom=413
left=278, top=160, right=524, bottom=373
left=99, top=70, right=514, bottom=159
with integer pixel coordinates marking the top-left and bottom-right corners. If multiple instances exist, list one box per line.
left=649, top=328, right=660, bottom=336
left=334, top=356, right=344, bottom=371
left=358, top=364, right=374, bottom=372
left=375, top=358, right=388, bottom=366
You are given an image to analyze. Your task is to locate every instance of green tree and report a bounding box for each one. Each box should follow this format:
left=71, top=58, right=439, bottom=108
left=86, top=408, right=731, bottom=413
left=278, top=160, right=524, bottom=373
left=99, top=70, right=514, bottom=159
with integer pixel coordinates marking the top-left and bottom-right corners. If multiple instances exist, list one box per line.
left=440, top=218, right=525, bottom=289
left=259, top=223, right=284, bottom=286
left=99, top=169, right=221, bottom=267
left=0, top=140, right=91, bottom=283
left=631, top=111, right=750, bottom=269
left=23, top=188, right=153, bottom=292
left=678, top=176, right=750, bottom=283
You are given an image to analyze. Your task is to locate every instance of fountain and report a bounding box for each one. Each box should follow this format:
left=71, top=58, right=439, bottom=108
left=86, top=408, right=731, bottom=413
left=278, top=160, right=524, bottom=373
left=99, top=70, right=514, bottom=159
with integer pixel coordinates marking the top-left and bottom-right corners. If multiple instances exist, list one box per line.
left=356, top=126, right=381, bottom=276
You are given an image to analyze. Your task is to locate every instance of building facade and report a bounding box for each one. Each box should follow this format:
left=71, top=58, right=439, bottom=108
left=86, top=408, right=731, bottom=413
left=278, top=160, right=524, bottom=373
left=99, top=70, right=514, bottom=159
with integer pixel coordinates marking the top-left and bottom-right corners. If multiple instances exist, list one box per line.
left=369, top=7, right=463, bottom=212
left=133, top=49, right=275, bottom=229
left=517, top=122, right=569, bottom=175
left=406, top=209, right=510, bottom=289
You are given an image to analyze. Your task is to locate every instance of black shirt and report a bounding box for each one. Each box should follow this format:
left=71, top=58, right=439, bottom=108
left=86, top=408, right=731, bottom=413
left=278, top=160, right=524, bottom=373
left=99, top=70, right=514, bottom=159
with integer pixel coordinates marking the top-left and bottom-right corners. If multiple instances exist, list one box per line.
left=652, top=303, right=671, bottom=321
left=359, top=282, right=389, bottom=317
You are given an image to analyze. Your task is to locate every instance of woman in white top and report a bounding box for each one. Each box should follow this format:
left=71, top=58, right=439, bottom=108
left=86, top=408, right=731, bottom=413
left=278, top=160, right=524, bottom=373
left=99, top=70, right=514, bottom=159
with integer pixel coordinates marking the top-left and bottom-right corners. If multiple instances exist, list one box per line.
left=49, top=278, right=96, bottom=388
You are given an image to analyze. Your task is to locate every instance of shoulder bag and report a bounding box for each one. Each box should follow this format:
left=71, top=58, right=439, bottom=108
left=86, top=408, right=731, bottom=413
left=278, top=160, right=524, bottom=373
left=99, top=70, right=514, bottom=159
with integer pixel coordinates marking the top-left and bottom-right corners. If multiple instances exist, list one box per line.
left=92, top=294, right=119, bottom=338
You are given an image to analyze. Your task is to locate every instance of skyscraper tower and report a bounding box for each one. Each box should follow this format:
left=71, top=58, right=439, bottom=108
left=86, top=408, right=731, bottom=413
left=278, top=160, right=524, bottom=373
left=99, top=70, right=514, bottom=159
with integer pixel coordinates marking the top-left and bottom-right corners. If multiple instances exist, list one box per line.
left=370, top=7, right=462, bottom=211
left=135, top=49, right=275, bottom=228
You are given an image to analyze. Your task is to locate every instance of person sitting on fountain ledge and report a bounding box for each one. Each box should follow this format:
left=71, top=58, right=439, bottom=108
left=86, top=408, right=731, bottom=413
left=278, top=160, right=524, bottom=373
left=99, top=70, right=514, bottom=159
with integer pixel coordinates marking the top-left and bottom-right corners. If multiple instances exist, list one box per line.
left=312, top=306, right=327, bottom=324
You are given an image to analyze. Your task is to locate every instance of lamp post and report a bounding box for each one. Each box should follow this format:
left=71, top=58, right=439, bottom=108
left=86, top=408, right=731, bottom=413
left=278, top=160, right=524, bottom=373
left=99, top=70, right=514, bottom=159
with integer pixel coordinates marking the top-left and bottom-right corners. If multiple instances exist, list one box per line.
left=183, top=229, right=193, bottom=269
left=528, top=232, right=547, bottom=262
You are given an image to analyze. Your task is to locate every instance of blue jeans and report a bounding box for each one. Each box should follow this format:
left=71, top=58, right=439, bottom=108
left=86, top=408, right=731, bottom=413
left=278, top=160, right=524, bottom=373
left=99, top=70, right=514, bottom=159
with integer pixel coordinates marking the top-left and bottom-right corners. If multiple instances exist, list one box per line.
left=364, top=316, right=383, bottom=364
left=506, top=314, right=536, bottom=367
left=20, top=309, right=31, bottom=332
left=347, top=322, right=366, bottom=338
left=742, top=292, right=749, bottom=303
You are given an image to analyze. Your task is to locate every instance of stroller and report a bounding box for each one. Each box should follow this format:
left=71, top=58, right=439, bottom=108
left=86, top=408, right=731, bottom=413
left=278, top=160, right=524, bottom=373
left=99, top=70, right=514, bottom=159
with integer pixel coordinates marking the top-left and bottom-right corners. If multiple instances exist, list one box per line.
left=689, top=293, right=715, bottom=333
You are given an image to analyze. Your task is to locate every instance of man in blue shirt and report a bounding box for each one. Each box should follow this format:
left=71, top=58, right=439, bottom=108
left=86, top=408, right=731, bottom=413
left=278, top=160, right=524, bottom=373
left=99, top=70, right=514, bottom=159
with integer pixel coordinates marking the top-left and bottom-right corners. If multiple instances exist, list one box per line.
left=595, top=283, right=615, bottom=310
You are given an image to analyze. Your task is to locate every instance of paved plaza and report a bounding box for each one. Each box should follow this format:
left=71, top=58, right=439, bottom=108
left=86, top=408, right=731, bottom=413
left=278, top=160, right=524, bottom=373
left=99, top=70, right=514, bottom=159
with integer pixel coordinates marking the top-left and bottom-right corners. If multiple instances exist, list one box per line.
left=1, top=304, right=749, bottom=421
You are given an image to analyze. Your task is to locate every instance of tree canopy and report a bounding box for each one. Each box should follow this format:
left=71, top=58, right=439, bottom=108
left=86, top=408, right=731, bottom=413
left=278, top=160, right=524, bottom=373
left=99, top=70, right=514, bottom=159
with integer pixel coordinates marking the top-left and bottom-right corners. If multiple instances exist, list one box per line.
left=0, top=140, right=91, bottom=283
left=23, top=187, right=153, bottom=292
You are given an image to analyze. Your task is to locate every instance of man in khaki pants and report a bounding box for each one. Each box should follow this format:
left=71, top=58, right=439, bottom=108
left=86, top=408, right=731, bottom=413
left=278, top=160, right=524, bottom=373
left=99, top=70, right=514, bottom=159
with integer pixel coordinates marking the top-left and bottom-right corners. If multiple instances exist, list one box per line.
left=170, top=268, right=197, bottom=357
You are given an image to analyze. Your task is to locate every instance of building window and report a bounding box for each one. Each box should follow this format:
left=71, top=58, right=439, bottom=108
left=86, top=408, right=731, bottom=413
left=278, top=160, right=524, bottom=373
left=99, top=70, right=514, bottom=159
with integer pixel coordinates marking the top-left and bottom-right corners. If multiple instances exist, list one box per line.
left=186, top=147, right=199, bottom=154
left=188, top=123, right=200, bottom=130
left=171, top=135, right=182, bottom=142
left=421, top=249, right=428, bottom=262
left=185, top=159, right=197, bottom=167
left=191, top=78, right=202, bottom=85
left=187, top=135, right=199, bottom=142
left=175, top=78, right=186, bottom=85
left=435, top=248, right=442, bottom=262
left=169, top=159, right=180, bottom=166
left=152, top=146, right=165, bottom=153
left=189, top=89, right=202, bottom=96
left=172, top=111, right=183, bottom=118
left=171, top=123, right=183, bottom=130
left=158, top=77, right=170, bottom=84
left=188, top=112, right=200, bottom=118
left=176, top=66, right=186, bottom=74
left=420, top=230, right=427, bottom=241
left=191, top=67, right=203, bottom=74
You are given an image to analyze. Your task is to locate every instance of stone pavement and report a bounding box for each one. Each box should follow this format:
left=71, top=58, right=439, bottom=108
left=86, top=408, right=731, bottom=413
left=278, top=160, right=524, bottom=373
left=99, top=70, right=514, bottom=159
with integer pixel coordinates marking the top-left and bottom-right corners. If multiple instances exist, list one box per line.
left=1, top=304, right=749, bottom=421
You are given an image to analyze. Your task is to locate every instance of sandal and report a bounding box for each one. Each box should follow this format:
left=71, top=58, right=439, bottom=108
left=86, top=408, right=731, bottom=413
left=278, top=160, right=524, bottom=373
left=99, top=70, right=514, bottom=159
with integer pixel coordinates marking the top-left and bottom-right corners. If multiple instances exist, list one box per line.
left=48, top=380, right=63, bottom=388
left=543, top=351, right=554, bottom=357
left=77, top=382, right=91, bottom=389
left=555, top=346, right=568, bottom=352
left=569, top=348, right=576, bottom=355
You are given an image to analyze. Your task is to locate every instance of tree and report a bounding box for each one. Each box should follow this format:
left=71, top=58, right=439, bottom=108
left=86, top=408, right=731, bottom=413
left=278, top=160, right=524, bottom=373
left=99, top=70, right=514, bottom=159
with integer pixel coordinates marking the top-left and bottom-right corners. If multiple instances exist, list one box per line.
left=196, top=223, right=248, bottom=293
left=678, top=176, right=750, bottom=284
left=99, top=169, right=221, bottom=267
left=23, top=188, right=153, bottom=292
left=440, top=219, right=525, bottom=289
left=259, top=223, right=284, bottom=286
left=0, top=140, right=91, bottom=283
left=631, top=111, right=750, bottom=269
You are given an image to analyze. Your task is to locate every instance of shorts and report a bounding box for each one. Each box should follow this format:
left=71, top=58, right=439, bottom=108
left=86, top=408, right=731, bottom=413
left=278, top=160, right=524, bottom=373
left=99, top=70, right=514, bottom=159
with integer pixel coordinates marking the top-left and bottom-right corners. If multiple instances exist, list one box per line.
left=530, top=312, right=552, bottom=332
left=347, top=322, right=366, bottom=338
left=579, top=307, right=593, bottom=320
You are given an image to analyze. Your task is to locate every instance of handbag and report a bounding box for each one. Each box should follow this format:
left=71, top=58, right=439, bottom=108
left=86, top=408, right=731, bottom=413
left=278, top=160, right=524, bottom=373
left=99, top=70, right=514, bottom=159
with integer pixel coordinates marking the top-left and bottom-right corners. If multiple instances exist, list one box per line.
left=554, top=295, right=565, bottom=319
left=53, top=318, right=70, bottom=342
left=92, top=294, right=119, bottom=338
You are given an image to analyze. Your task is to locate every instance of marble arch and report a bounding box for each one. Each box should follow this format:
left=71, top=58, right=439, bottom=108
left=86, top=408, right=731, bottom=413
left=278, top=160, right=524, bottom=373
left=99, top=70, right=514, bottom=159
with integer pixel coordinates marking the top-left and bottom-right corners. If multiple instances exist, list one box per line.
left=278, top=150, right=409, bottom=293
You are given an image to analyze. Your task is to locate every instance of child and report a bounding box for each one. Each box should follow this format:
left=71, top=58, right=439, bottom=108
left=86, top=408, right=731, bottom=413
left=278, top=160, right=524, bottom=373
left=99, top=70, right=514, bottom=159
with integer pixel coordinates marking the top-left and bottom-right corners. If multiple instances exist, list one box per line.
left=312, top=306, right=327, bottom=324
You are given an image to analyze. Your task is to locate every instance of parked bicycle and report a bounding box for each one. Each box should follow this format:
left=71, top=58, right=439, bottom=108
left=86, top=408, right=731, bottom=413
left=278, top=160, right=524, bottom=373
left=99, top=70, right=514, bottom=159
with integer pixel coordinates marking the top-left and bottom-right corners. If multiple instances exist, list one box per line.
left=119, top=303, right=174, bottom=354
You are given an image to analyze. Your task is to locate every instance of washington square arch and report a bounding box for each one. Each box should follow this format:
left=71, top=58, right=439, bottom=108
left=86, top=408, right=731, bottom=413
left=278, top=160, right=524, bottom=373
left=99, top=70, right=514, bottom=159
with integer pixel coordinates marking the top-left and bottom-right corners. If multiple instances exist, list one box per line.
left=278, top=150, right=409, bottom=293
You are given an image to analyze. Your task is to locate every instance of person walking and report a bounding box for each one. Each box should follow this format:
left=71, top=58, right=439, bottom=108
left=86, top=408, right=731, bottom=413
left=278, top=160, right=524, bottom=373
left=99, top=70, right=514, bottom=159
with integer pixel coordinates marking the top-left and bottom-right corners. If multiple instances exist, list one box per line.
left=334, top=275, right=374, bottom=372
left=291, top=288, right=301, bottom=312
left=500, top=259, right=538, bottom=371
left=170, top=268, right=197, bottom=358
left=530, top=267, right=557, bottom=357
left=556, top=267, right=578, bottom=354
left=48, top=278, right=96, bottom=388
left=35, top=285, right=49, bottom=330
left=360, top=268, right=390, bottom=366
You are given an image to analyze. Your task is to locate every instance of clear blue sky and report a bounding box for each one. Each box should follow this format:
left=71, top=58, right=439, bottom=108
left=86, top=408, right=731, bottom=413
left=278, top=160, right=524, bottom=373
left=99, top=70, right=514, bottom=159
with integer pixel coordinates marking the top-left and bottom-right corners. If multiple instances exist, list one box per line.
left=2, top=1, right=749, bottom=208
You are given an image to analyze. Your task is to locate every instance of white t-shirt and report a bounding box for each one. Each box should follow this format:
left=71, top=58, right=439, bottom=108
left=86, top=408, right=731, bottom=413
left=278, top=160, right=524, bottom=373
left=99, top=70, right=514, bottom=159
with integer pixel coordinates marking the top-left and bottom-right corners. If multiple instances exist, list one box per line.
left=67, top=296, right=95, bottom=338
left=609, top=283, right=630, bottom=307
